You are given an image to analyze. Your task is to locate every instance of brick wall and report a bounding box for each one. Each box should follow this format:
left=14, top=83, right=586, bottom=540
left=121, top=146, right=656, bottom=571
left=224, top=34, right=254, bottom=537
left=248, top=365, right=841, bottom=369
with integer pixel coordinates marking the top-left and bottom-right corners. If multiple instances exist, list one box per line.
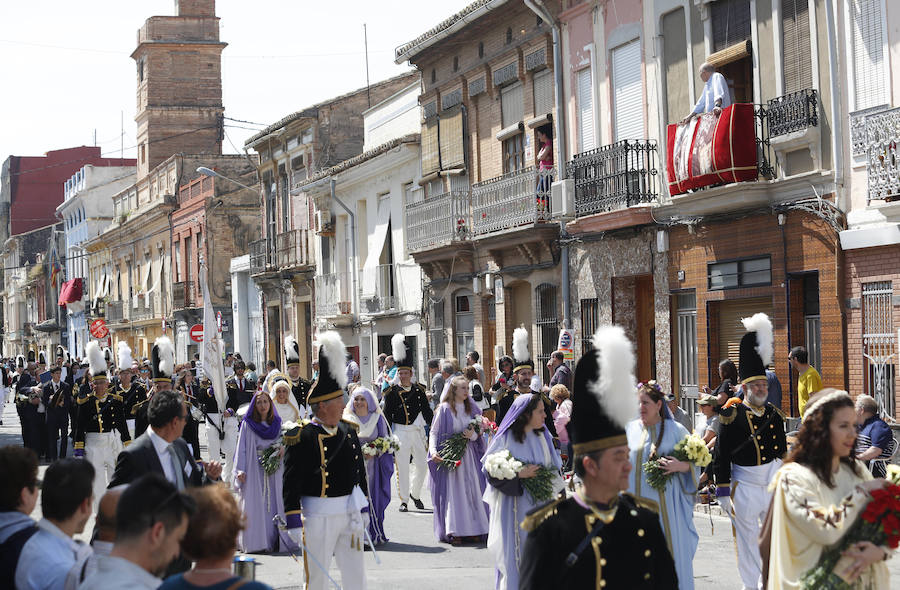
left=667, top=209, right=844, bottom=415
left=845, top=245, right=900, bottom=416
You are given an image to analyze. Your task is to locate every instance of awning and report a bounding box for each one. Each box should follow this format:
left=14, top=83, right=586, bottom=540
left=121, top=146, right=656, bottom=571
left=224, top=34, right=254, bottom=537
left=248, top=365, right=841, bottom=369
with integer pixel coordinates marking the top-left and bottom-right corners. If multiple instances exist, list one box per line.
left=58, top=278, right=83, bottom=306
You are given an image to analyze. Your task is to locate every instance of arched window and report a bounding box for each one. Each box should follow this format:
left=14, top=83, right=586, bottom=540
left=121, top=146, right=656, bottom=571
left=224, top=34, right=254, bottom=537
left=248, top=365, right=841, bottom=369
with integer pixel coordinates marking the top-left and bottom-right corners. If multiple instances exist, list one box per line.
left=535, top=283, right=559, bottom=383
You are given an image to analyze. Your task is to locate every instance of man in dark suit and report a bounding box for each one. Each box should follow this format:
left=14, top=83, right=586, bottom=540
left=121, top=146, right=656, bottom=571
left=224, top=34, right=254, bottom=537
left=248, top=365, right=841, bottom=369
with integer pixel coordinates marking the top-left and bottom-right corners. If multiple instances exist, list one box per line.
left=108, top=389, right=222, bottom=489
left=41, top=365, right=72, bottom=461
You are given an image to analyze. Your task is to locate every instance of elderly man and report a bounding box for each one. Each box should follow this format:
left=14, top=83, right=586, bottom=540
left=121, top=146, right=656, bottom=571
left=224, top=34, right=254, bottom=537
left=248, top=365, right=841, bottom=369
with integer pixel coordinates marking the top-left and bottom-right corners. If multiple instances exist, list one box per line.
left=283, top=331, right=368, bottom=590
left=520, top=326, right=676, bottom=588
left=855, top=394, right=895, bottom=477
left=715, top=313, right=787, bottom=590
left=682, top=62, right=731, bottom=124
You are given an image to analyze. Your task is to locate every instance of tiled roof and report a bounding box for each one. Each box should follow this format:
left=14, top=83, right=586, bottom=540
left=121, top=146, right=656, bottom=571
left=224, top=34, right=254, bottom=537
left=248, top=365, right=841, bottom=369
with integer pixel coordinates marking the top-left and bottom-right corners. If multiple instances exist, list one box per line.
left=244, top=72, right=419, bottom=147
left=394, top=0, right=508, bottom=63
left=302, top=134, right=420, bottom=187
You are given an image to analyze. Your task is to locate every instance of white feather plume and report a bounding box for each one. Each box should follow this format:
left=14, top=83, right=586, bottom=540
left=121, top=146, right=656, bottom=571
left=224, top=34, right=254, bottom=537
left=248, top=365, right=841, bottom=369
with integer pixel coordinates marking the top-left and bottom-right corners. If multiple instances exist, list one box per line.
left=117, top=342, right=134, bottom=371
left=392, top=333, right=406, bottom=363
left=316, top=331, right=348, bottom=389
left=741, top=312, right=773, bottom=367
left=86, top=341, right=106, bottom=376
left=284, top=336, right=300, bottom=362
left=154, top=336, right=175, bottom=377
left=512, top=327, right=529, bottom=362
left=588, top=325, right=639, bottom=428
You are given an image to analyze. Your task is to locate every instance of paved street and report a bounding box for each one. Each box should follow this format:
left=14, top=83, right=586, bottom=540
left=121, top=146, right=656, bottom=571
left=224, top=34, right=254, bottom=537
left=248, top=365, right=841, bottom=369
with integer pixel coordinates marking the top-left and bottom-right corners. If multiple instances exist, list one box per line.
left=3, top=399, right=900, bottom=589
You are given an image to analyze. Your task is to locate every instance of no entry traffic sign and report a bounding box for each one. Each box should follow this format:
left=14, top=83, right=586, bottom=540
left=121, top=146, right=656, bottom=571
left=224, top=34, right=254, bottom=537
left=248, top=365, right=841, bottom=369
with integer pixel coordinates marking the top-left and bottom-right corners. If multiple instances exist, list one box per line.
left=189, top=324, right=204, bottom=343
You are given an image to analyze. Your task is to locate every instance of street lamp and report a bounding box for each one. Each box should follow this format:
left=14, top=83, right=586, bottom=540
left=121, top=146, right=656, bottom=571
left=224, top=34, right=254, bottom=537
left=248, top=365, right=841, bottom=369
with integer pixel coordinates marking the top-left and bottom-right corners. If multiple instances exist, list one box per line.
left=196, top=167, right=257, bottom=192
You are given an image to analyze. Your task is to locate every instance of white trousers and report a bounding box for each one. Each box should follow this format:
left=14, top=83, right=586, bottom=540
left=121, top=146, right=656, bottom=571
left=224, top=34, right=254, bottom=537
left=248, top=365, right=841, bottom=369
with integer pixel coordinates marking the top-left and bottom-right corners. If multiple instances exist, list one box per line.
left=126, top=419, right=136, bottom=440
left=302, top=511, right=366, bottom=590
left=393, top=423, right=427, bottom=503
left=731, top=462, right=780, bottom=590
left=85, top=432, right=123, bottom=512
left=214, top=415, right=239, bottom=482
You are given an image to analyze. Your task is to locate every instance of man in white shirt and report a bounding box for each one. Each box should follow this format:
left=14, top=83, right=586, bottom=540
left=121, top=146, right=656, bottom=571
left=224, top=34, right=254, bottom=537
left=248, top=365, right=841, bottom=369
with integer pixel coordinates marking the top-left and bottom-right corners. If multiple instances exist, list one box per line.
left=16, top=458, right=94, bottom=590
left=682, top=62, right=732, bottom=124
left=78, top=474, right=194, bottom=590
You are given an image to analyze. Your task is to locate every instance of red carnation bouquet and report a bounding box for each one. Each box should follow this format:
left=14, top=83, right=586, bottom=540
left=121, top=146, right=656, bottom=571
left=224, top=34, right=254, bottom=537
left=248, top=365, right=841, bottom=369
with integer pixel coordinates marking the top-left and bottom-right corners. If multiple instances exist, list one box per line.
left=800, top=481, right=900, bottom=589
left=436, top=416, right=491, bottom=471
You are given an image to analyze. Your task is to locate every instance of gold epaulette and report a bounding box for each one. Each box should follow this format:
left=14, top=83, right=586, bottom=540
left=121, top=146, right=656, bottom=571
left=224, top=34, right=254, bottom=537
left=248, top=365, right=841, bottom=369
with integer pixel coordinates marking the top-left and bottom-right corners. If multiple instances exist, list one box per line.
left=520, top=496, right=565, bottom=533
left=283, top=426, right=302, bottom=446
left=718, top=406, right=737, bottom=425
left=74, top=441, right=84, bottom=450
left=341, top=418, right=360, bottom=431
left=770, top=404, right=787, bottom=420
left=626, top=493, right=660, bottom=514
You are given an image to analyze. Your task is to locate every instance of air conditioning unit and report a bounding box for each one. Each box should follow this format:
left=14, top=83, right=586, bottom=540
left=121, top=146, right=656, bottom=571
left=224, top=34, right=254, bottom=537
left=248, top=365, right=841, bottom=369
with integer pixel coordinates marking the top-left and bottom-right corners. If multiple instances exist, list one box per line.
left=550, top=179, right=575, bottom=219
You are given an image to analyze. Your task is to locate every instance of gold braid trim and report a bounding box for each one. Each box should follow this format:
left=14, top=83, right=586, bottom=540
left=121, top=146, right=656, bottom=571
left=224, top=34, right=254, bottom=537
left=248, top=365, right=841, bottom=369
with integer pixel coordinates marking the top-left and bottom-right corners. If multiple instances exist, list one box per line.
left=718, top=407, right=737, bottom=425
left=521, top=496, right=565, bottom=533
left=283, top=426, right=302, bottom=446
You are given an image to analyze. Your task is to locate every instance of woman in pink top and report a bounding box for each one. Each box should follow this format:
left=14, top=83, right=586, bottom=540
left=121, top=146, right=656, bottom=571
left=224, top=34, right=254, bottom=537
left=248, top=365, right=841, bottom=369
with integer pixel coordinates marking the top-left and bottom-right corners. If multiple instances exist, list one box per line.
left=536, top=125, right=554, bottom=212
left=550, top=384, right=572, bottom=470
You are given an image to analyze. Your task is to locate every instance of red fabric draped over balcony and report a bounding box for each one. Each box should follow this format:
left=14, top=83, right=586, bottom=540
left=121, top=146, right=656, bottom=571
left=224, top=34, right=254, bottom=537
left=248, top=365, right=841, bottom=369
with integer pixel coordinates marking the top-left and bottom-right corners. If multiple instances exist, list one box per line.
left=57, top=278, right=83, bottom=306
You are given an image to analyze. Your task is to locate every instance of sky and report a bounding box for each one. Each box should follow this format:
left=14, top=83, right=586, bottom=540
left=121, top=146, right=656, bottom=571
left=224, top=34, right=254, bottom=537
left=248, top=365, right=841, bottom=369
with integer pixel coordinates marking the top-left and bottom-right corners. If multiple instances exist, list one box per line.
left=0, top=0, right=473, bottom=162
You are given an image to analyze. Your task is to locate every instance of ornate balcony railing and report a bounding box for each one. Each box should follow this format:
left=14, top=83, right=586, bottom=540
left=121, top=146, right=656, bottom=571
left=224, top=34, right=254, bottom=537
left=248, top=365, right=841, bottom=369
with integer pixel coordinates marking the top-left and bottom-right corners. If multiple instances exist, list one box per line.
left=276, top=229, right=313, bottom=270
left=132, top=293, right=156, bottom=320
left=865, top=106, right=900, bottom=202
left=471, top=167, right=553, bottom=236
left=359, top=264, right=396, bottom=314
left=106, top=300, right=125, bottom=322
left=249, top=238, right=274, bottom=276
left=172, top=281, right=196, bottom=311
left=851, top=104, right=889, bottom=157
left=754, top=105, right=777, bottom=180
left=315, top=272, right=353, bottom=318
left=405, top=190, right=472, bottom=253
left=767, top=89, right=818, bottom=138
left=567, top=140, right=659, bottom=217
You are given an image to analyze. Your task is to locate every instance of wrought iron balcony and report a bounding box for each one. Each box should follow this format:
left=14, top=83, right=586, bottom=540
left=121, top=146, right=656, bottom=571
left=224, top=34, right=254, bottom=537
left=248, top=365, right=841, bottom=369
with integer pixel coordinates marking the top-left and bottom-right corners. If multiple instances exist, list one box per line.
left=567, top=140, right=659, bottom=217
left=865, top=106, right=900, bottom=202
left=471, top=167, right=553, bottom=237
left=315, top=272, right=353, bottom=318
left=276, top=229, right=313, bottom=270
left=359, top=264, right=396, bottom=314
left=767, top=89, right=818, bottom=138
left=132, top=293, right=156, bottom=320
left=405, top=190, right=472, bottom=253
left=172, top=281, right=196, bottom=311
left=851, top=104, right=889, bottom=157
left=106, top=300, right=125, bottom=322
left=249, top=238, right=275, bottom=276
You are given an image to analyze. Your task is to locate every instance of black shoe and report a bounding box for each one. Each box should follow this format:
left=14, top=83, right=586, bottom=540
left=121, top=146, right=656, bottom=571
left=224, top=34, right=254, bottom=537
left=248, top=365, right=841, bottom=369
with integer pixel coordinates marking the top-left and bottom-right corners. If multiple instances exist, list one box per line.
left=399, top=503, right=408, bottom=512
left=411, top=496, right=425, bottom=510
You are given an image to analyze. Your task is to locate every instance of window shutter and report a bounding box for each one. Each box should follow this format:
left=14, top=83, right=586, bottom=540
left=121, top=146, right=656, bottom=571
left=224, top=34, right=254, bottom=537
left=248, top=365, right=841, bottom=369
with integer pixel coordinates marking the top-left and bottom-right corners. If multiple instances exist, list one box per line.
left=612, top=39, right=644, bottom=142
left=439, top=106, right=465, bottom=170
left=500, top=82, right=524, bottom=128
left=717, top=298, right=774, bottom=370
left=712, top=0, right=752, bottom=53
left=782, top=0, right=812, bottom=94
left=421, top=118, right=440, bottom=176
left=576, top=68, right=595, bottom=152
left=533, top=69, right=554, bottom=116
left=850, top=0, right=886, bottom=110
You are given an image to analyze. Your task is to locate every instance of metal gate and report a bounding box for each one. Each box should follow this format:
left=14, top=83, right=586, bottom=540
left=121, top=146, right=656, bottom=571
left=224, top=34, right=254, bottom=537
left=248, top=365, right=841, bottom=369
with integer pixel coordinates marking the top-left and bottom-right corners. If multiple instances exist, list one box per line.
left=675, top=292, right=699, bottom=429
left=862, top=282, right=896, bottom=418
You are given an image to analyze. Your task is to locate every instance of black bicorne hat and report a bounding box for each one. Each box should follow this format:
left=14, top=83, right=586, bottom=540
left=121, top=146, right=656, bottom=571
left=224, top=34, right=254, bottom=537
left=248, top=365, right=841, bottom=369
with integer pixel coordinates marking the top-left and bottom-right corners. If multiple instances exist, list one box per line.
left=738, top=313, right=773, bottom=384
left=392, top=333, right=414, bottom=372
left=151, top=336, right=175, bottom=383
left=571, top=325, right=638, bottom=456
left=511, top=327, right=534, bottom=373
left=307, top=331, right=348, bottom=405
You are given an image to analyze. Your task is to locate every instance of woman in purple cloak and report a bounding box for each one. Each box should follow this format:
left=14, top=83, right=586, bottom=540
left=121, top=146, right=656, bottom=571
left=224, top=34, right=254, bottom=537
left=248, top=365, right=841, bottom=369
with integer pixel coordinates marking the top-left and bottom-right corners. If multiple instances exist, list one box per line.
left=343, top=386, right=393, bottom=546
left=232, top=390, right=296, bottom=553
left=428, top=375, right=490, bottom=544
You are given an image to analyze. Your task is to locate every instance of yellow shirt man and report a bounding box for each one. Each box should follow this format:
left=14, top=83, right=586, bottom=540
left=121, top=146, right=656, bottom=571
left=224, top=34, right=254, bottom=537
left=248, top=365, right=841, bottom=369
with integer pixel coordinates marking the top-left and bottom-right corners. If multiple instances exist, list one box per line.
left=797, top=366, right=823, bottom=416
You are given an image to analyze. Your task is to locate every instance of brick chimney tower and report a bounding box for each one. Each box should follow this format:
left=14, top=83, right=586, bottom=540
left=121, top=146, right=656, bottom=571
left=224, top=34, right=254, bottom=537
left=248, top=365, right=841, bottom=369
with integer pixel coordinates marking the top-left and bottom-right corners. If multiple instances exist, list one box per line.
left=132, top=0, right=225, bottom=180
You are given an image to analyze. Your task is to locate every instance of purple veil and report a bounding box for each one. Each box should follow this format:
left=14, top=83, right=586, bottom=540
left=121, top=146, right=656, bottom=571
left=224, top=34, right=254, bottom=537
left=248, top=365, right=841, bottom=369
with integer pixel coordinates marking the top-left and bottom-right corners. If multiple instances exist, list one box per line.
left=243, top=391, right=282, bottom=439
left=484, top=393, right=555, bottom=458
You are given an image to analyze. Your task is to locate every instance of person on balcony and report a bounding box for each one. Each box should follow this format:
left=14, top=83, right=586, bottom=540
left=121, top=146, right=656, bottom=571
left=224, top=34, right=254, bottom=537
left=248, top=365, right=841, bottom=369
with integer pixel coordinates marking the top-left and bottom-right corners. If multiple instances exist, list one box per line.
left=681, top=62, right=731, bottom=124
left=535, top=125, right=554, bottom=211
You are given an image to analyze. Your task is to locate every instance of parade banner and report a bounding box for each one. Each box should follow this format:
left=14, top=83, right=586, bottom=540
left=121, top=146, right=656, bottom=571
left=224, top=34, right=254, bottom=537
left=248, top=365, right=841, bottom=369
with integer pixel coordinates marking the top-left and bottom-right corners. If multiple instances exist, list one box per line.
left=200, top=262, right=227, bottom=411
left=666, top=103, right=758, bottom=195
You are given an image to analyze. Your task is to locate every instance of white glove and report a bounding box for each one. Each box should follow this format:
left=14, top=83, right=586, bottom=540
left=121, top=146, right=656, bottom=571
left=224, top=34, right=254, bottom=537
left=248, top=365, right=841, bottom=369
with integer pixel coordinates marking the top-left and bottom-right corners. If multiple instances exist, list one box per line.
left=287, top=527, right=303, bottom=544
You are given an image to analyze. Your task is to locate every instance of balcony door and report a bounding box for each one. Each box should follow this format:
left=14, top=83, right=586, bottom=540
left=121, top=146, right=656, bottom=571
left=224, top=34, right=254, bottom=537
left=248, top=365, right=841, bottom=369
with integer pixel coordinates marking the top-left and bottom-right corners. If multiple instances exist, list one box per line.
left=611, top=39, right=644, bottom=142
left=455, top=293, right=475, bottom=361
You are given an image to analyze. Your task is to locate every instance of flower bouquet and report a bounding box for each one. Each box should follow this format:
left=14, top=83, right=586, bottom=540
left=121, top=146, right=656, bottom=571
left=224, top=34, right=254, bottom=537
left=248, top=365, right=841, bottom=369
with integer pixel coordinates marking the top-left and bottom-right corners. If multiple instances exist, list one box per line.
left=799, top=479, right=900, bottom=589
left=484, top=450, right=560, bottom=502
left=642, top=433, right=712, bottom=492
left=436, top=417, right=485, bottom=471
left=362, top=435, right=401, bottom=458
left=258, top=438, right=285, bottom=475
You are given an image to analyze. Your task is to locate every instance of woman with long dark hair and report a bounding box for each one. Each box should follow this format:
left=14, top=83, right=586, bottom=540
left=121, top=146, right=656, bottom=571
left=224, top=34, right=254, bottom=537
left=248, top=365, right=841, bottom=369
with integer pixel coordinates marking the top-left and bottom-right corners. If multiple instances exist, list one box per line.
left=626, top=381, right=699, bottom=590
left=428, top=375, right=489, bottom=544
left=232, top=391, right=295, bottom=553
left=766, top=389, right=891, bottom=589
left=482, top=393, right=563, bottom=590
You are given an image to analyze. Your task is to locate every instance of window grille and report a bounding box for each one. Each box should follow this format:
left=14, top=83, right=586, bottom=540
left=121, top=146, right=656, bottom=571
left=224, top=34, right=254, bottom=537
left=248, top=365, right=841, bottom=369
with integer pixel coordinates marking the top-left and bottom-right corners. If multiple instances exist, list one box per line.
left=580, top=298, right=598, bottom=353
left=862, top=281, right=896, bottom=417
left=430, top=298, right=445, bottom=358
left=535, top=283, right=559, bottom=384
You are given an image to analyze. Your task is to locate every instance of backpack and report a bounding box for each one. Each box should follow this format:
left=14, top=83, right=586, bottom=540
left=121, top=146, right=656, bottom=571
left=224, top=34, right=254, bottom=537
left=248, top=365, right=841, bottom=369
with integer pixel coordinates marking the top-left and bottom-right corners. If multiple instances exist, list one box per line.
left=0, top=524, right=39, bottom=590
